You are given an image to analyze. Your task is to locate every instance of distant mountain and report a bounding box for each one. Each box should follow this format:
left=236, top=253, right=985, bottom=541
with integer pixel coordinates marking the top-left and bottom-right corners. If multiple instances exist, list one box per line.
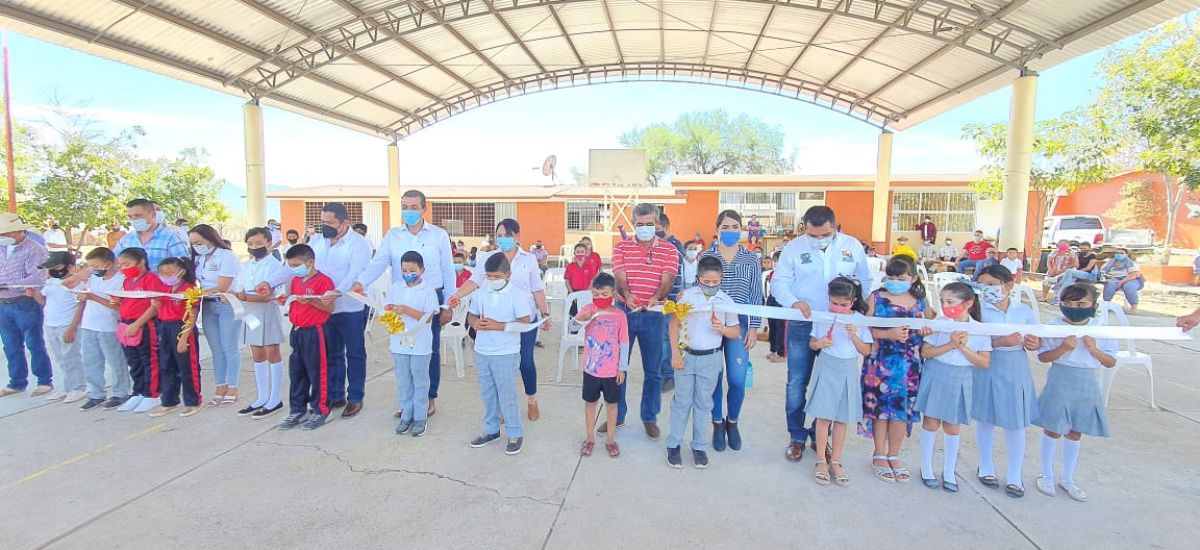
left=219, top=183, right=288, bottom=218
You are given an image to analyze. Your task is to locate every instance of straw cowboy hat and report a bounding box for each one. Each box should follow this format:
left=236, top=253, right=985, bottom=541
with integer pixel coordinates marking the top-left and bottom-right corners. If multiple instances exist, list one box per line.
left=0, top=213, right=36, bottom=234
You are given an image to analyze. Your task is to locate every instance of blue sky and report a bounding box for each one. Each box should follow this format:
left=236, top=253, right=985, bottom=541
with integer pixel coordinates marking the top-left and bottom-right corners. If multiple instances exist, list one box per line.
left=3, top=29, right=1117, bottom=207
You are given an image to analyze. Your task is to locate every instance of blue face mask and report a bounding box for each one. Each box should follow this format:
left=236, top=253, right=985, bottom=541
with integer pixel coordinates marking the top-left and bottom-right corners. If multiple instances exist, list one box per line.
left=719, top=230, right=740, bottom=247
left=402, top=273, right=421, bottom=284
left=401, top=209, right=422, bottom=226
left=291, top=264, right=309, bottom=278
left=882, top=279, right=912, bottom=295
left=634, top=225, right=656, bottom=242
left=497, top=236, right=517, bottom=252
left=130, top=218, right=150, bottom=232
left=1113, top=253, right=1127, bottom=261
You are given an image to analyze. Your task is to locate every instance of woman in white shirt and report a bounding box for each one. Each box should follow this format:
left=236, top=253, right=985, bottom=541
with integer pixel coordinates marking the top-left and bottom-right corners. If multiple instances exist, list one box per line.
left=188, top=224, right=242, bottom=406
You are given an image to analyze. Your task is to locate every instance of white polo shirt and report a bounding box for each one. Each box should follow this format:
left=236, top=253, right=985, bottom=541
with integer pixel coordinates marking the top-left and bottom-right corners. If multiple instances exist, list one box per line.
left=677, top=286, right=738, bottom=351
left=772, top=233, right=872, bottom=314
left=357, top=222, right=456, bottom=295
left=811, top=321, right=873, bottom=360
left=41, top=280, right=79, bottom=328
left=471, top=248, right=545, bottom=319
left=236, top=255, right=294, bottom=294
left=310, top=230, right=374, bottom=314
left=1038, top=317, right=1117, bottom=369
left=981, top=301, right=1037, bottom=352
left=386, top=280, right=440, bottom=355
left=925, top=318, right=994, bottom=366
left=194, top=248, right=240, bottom=291
left=468, top=282, right=532, bottom=356
left=80, top=273, right=124, bottom=332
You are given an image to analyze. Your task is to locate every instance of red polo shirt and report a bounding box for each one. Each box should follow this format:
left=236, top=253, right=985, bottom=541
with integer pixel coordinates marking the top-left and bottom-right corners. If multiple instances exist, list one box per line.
left=289, top=272, right=335, bottom=327
left=612, top=238, right=680, bottom=303
left=156, top=281, right=195, bottom=322
left=564, top=260, right=597, bottom=292
left=963, top=240, right=995, bottom=260
left=120, top=270, right=165, bottom=321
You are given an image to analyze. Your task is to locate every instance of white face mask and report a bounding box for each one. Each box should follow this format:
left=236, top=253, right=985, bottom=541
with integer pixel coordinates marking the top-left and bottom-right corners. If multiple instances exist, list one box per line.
left=634, top=225, right=656, bottom=242
left=487, top=278, right=508, bottom=292
left=809, top=234, right=833, bottom=250
left=685, top=249, right=698, bottom=260
left=0, top=236, right=15, bottom=247
left=193, top=244, right=213, bottom=256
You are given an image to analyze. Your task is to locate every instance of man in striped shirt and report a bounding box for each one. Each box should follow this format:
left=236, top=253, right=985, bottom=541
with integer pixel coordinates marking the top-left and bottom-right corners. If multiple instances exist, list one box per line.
left=611, top=203, right=679, bottom=440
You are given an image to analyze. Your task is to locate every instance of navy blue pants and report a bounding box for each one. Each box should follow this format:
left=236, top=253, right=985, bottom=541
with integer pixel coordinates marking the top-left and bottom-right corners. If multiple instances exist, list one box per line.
left=156, top=320, right=202, bottom=407
left=429, top=289, right=444, bottom=399
left=325, top=309, right=367, bottom=403
left=121, top=319, right=159, bottom=398
left=289, top=326, right=330, bottom=416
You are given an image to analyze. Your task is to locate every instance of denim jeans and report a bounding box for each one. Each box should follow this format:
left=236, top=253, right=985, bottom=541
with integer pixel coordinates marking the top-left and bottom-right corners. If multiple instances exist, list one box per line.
left=519, top=327, right=538, bottom=396
left=667, top=351, right=722, bottom=451
left=44, top=324, right=84, bottom=393
left=1059, top=268, right=1097, bottom=290
left=202, top=300, right=243, bottom=387
left=0, top=299, right=52, bottom=390
left=956, top=259, right=983, bottom=273
left=659, top=314, right=674, bottom=382
left=81, top=329, right=129, bottom=399
left=785, top=320, right=817, bottom=443
left=325, top=309, right=368, bottom=403
left=713, top=315, right=750, bottom=422
left=1104, top=278, right=1144, bottom=306
left=429, top=289, right=444, bottom=399
left=394, top=353, right=431, bottom=423
left=475, top=352, right=522, bottom=438
left=616, top=305, right=663, bottom=424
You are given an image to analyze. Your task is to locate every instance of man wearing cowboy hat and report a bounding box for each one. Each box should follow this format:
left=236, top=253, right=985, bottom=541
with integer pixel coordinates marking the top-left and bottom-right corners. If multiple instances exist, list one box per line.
left=0, top=213, right=54, bottom=397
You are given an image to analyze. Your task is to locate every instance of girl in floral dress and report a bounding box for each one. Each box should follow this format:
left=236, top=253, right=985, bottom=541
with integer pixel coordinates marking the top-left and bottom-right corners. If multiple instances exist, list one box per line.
left=861, top=256, right=933, bottom=484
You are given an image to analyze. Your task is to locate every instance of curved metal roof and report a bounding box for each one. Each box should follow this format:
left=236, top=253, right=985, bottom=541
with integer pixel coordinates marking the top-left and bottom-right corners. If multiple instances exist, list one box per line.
left=2, top=0, right=1196, bottom=138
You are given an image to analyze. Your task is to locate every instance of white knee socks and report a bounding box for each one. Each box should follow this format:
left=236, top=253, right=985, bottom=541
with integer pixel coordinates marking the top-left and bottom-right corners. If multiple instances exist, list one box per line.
left=266, top=361, right=284, bottom=408
left=976, top=422, right=996, bottom=477
left=1041, top=433, right=1058, bottom=480
left=1004, top=428, right=1026, bottom=487
left=943, top=434, right=961, bottom=479
left=1062, top=439, right=1081, bottom=483
left=250, top=361, right=269, bottom=408
left=920, top=428, right=937, bottom=479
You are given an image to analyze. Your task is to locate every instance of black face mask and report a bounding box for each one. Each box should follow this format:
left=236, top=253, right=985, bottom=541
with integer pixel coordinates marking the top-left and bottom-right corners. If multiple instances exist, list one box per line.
left=287, top=237, right=298, bottom=244
left=320, top=224, right=339, bottom=239
left=248, top=246, right=271, bottom=260
left=93, top=269, right=108, bottom=277
left=49, top=268, right=68, bottom=279
left=1060, top=305, right=1096, bottom=323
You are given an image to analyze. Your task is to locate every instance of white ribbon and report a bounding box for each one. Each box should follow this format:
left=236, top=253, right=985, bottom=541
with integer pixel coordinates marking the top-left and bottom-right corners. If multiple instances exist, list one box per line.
left=107, top=290, right=253, bottom=324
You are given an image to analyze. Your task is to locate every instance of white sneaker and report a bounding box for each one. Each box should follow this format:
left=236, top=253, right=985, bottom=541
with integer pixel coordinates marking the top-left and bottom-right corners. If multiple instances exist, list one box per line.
left=133, top=397, right=159, bottom=413
left=117, top=395, right=144, bottom=412
left=1058, top=480, right=1088, bottom=502
left=63, top=391, right=87, bottom=403
left=45, top=390, right=66, bottom=400
left=1036, top=475, right=1056, bottom=497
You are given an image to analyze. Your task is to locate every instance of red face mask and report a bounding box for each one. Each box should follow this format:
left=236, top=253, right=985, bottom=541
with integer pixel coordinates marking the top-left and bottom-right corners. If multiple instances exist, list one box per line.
left=829, top=303, right=852, bottom=314
left=121, top=266, right=142, bottom=278
left=575, top=254, right=586, bottom=262
left=942, top=303, right=968, bottom=319
left=593, top=296, right=614, bottom=309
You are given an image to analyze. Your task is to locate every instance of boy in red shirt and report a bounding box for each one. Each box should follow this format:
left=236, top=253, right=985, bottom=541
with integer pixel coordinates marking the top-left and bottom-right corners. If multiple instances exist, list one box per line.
left=112, top=248, right=165, bottom=413
left=454, top=252, right=472, bottom=288
left=279, top=244, right=337, bottom=430
left=148, top=257, right=203, bottom=418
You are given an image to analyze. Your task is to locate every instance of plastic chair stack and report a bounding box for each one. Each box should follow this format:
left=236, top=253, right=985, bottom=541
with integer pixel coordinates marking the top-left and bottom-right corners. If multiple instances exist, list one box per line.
left=440, top=293, right=474, bottom=379
left=556, top=290, right=593, bottom=383
left=1096, top=300, right=1156, bottom=409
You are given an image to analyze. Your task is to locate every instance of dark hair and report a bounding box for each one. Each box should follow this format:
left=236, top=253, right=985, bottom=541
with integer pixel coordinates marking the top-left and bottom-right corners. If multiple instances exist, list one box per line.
left=176, top=218, right=188, bottom=225
left=715, top=209, right=742, bottom=228
left=591, top=272, right=616, bottom=290
left=975, top=264, right=1014, bottom=285
left=574, top=243, right=587, bottom=252
left=801, top=206, right=836, bottom=227
left=495, top=218, right=521, bottom=237
left=402, top=189, right=427, bottom=208
left=125, top=198, right=154, bottom=210
left=485, top=252, right=511, bottom=273
left=85, top=247, right=115, bottom=262
left=1006, top=247, right=1018, bottom=253
left=883, top=256, right=926, bottom=300
left=188, top=224, right=230, bottom=251
left=322, top=202, right=349, bottom=221
left=828, top=276, right=867, bottom=314
left=659, top=213, right=671, bottom=227
left=158, top=257, right=197, bottom=285
left=453, top=252, right=465, bottom=260
left=352, top=223, right=368, bottom=233
left=697, top=255, right=723, bottom=277
left=244, top=226, right=272, bottom=243
left=400, top=250, right=424, bottom=268
left=940, top=281, right=981, bottom=321
left=285, top=229, right=299, bottom=237
left=285, top=244, right=315, bottom=263
left=1060, top=283, right=1098, bottom=304
left=117, top=247, right=148, bottom=267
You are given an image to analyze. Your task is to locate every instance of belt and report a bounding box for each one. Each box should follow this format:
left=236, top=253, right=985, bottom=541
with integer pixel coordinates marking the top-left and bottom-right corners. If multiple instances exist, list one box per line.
left=685, top=347, right=720, bottom=356
left=0, top=296, right=33, bottom=305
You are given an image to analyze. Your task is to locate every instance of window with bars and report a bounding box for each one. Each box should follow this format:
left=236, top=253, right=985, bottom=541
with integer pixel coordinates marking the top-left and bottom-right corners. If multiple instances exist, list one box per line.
left=719, top=191, right=815, bottom=233
left=431, top=203, right=496, bottom=237
left=566, top=201, right=607, bottom=231
left=891, top=192, right=977, bottom=233
left=304, top=201, right=363, bottom=229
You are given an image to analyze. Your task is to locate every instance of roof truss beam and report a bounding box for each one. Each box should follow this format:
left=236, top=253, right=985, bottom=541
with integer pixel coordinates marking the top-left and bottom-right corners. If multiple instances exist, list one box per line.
left=409, top=0, right=515, bottom=84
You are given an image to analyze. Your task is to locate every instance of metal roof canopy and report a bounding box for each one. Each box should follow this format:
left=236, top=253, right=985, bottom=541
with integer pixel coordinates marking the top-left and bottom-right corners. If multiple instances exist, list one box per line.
left=2, top=0, right=1196, bottom=139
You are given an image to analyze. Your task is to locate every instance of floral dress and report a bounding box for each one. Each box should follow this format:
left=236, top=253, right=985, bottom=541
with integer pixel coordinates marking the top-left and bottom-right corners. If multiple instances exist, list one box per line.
left=860, top=290, right=927, bottom=437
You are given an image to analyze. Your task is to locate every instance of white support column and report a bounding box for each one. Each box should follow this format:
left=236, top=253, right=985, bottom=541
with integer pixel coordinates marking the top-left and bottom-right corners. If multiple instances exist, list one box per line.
left=243, top=101, right=267, bottom=227
left=387, top=141, right=402, bottom=229
left=1000, top=71, right=1038, bottom=252
left=871, top=130, right=893, bottom=244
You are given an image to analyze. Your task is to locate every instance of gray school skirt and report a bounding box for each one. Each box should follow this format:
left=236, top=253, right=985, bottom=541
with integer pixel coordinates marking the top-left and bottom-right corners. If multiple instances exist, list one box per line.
left=805, top=353, right=863, bottom=425
left=971, top=349, right=1038, bottom=429
left=915, top=358, right=973, bottom=425
left=242, top=301, right=285, bottom=347
left=1033, top=363, right=1111, bottom=437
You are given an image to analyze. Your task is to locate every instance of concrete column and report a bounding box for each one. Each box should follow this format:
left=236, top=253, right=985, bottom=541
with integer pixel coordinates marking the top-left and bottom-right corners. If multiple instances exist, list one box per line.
left=871, top=130, right=893, bottom=244
left=1000, top=71, right=1038, bottom=251
left=387, top=141, right=402, bottom=228
left=243, top=101, right=267, bottom=226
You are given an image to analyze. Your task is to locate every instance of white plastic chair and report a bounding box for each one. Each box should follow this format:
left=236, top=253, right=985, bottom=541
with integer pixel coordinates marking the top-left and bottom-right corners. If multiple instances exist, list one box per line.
left=916, top=263, right=930, bottom=283
left=558, top=244, right=574, bottom=268
left=440, top=293, right=474, bottom=379
left=1096, top=301, right=1155, bottom=409
left=556, top=290, right=593, bottom=382
left=543, top=268, right=568, bottom=318
left=931, top=271, right=969, bottom=297
left=363, top=285, right=388, bottom=344
left=1010, top=285, right=1041, bottom=323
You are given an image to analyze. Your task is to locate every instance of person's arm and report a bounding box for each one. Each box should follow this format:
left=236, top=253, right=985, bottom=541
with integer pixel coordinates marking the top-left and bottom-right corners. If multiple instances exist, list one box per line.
left=354, top=231, right=393, bottom=289
left=1119, top=262, right=1142, bottom=285
left=1083, top=336, right=1117, bottom=368
left=439, top=233, right=456, bottom=300
left=770, top=250, right=800, bottom=309
left=669, top=315, right=683, bottom=370
left=921, top=334, right=957, bottom=359
left=848, top=325, right=873, bottom=356
left=851, top=240, right=872, bottom=287
left=15, top=247, right=49, bottom=286
left=1038, top=336, right=1077, bottom=363
left=1176, top=306, right=1200, bottom=331
left=335, top=239, right=373, bottom=295
left=746, top=258, right=763, bottom=329
left=961, top=344, right=991, bottom=369
left=133, top=300, right=159, bottom=331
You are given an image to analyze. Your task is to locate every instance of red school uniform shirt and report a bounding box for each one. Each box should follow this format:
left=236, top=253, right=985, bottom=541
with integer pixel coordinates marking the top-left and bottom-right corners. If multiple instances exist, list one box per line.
left=584, top=252, right=602, bottom=274
left=119, top=270, right=165, bottom=321
left=156, top=281, right=196, bottom=322
left=962, top=240, right=995, bottom=260
left=564, top=260, right=597, bottom=292
left=289, top=272, right=336, bottom=328
left=456, top=268, right=473, bottom=289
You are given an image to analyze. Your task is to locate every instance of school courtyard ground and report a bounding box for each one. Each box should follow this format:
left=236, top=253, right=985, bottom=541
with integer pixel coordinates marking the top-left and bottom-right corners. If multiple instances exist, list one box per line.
left=1, top=291, right=1198, bottom=550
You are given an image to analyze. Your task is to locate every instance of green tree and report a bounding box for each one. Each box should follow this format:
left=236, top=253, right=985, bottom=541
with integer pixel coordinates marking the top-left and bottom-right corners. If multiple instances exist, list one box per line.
left=1104, top=179, right=1163, bottom=230
left=963, top=108, right=1118, bottom=260
left=1097, top=18, right=1200, bottom=263
left=126, top=147, right=230, bottom=226
left=619, top=109, right=795, bottom=185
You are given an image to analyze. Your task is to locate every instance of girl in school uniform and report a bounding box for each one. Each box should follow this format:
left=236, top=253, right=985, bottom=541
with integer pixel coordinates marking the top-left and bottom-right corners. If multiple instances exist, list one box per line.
left=234, top=227, right=294, bottom=420
left=918, top=281, right=992, bottom=493
left=972, top=265, right=1040, bottom=497
left=1034, top=283, right=1116, bottom=502
left=148, top=257, right=202, bottom=418
left=112, top=248, right=165, bottom=414
left=806, top=277, right=873, bottom=487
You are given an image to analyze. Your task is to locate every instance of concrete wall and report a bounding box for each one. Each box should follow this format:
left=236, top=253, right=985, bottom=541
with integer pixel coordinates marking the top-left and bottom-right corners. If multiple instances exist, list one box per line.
left=516, top=202, right=566, bottom=257
left=1054, top=170, right=1200, bottom=249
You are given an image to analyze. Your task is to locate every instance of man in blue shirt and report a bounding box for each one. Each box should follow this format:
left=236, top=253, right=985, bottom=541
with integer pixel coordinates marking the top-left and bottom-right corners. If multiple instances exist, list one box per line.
left=113, top=198, right=189, bottom=271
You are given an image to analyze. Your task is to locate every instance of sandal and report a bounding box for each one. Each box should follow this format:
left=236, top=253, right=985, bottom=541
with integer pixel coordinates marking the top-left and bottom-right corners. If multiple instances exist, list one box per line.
left=218, top=395, right=238, bottom=407
left=207, top=387, right=227, bottom=406
left=978, top=469, right=999, bottom=489
left=830, top=461, right=850, bottom=487
left=580, top=440, right=595, bottom=457
left=813, top=461, right=831, bottom=486
left=871, top=455, right=896, bottom=483
left=605, top=441, right=621, bottom=458
left=1005, top=483, right=1025, bottom=498
left=887, top=456, right=911, bottom=484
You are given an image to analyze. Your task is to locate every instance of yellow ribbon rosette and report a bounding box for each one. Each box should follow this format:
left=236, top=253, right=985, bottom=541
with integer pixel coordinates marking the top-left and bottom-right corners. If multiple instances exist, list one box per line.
left=378, top=309, right=406, bottom=335
left=177, top=287, right=206, bottom=351
left=662, top=300, right=692, bottom=350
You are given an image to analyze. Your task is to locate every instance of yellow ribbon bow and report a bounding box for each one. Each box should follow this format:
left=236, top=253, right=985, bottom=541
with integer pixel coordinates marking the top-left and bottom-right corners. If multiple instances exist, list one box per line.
left=378, top=309, right=406, bottom=335
left=177, top=287, right=206, bottom=351
left=662, top=300, right=691, bottom=319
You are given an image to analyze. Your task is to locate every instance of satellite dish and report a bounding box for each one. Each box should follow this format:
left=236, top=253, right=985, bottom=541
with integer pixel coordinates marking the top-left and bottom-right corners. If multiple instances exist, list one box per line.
left=540, top=154, right=559, bottom=184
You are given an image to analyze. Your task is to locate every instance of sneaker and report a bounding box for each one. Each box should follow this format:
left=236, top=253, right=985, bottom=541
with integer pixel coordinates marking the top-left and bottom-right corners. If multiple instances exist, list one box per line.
left=411, top=421, right=427, bottom=437
left=667, top=446, right=683, bottom=468
left=644, top=422, right=661, bottom=440
left=80, top=397, right=106, bottom=411
left=117, top=395, right=143, bottom=412
left=178, top=406, right=202, bottom=418
left=30, top=385, right=54, bottom=397
left=470, top=432, right=502, bottom=448
left=0, top=386, right=23, bottom=397
left=395, top=419, right=413, bottom=435
left=505, top=437, right=523, bottom=455
left=45, top=390, right=66, bottom=400
left=328, top=399, right=348, bottom=409
left=597, top=421, right=624, bottom=434
left=103, top=396, right=129, bottom=410
left=251, top=403, right=284, bottom=420
left=1036, top=475, right=1056, bottom=497
left=278, top=412, right=307, bottom=430
left=237, top=404, right=262, bottom=417
left=1058, top=480, right=1088, bottom=502
left=133, top=397, right=159, bottom=413
left=301, top=413, right=330, bottom=430
left=692, top=449, right=709, bottom=469
left=63, top=391, right=87, bottom=404
left=148, top=405, right=178, bottom=418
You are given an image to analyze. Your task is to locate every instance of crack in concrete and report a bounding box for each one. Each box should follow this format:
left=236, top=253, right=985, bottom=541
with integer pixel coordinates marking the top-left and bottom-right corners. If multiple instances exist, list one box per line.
left=256, top=441, right=561, bottom=507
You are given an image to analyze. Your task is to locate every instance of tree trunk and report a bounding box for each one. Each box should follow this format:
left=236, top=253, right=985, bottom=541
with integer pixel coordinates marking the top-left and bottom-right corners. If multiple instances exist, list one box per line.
left=1161, top=171, right=1182, bottom=265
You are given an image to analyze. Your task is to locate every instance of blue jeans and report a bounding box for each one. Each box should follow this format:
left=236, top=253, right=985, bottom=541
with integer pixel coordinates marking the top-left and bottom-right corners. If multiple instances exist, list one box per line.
left=0, top=299, right=52, bottom=390
left=713, top=315, right=750, bottom=422
left=475, top=352, right=522, bottom=438
left=667, top=352, right=722, bottom=451
left=659, top=314, right=674, bottom=382
left=325, top=308, right=368, bottom=403
left=202, top=300, right=243, bottom=387
left=616, top=305, right=663, bottom=424
left=785, top=320, right=817, bottom=443
left=519, top=327, right=538, bottom=396
left=80, top=328, right=129, bottom=400
left=1059, top=268, right=1097, bottom=290
left=1104, top=278, right=1144, bottom=306
left=956, top=259, right=983, bottom=273
left=429, top=289, right=444, bottom=399
left=393, top=353, right=431, bottom=423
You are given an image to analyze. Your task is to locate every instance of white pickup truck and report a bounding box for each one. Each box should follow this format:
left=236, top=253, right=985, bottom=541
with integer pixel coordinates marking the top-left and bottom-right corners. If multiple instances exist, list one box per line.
left=1042, top=215, right=1154, bottom=251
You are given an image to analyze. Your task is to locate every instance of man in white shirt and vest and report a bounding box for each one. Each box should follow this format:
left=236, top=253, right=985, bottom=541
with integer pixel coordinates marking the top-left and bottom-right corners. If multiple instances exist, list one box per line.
left=771, top=206, right=871, bottom=462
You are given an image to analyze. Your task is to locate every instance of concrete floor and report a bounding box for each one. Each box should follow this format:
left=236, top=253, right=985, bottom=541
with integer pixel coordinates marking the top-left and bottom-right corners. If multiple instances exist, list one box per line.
left=1, top=304, right=1198, bottom=550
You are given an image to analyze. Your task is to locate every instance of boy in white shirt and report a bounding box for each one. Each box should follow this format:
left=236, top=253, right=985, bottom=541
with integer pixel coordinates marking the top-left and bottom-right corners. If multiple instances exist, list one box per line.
left=680, top=242, right=701, bottom=289
left=666, top=256, right=741, bottom=469
left=1000, top=247, right=1024, bottom=281
left=467, top=253, right=533, bottom=455
left=72, top=247, right=129, bottom=410
left=31, top=252, right=86, bottom=402
left=390, top=251, right=441, bottom=438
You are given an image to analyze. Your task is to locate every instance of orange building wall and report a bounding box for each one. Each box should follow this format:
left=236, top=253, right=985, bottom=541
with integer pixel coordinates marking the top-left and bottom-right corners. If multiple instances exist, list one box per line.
left=825, top=191, right=876, bottom=244
left=516, top=201, right=566, bottom=254
left=279, top=200, right=305, bottom=235
left=1053, top=171, right=1200, bottom=248
left=665, top=190, right=719, bottom=244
